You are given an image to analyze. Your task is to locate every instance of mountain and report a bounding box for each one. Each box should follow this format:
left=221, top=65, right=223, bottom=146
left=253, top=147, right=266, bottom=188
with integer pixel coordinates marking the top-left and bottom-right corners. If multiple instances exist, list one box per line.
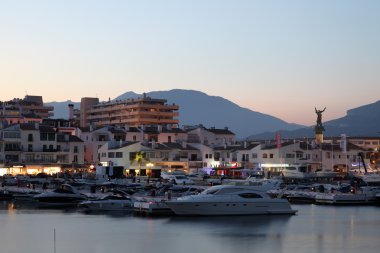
left=248, top=100, right=380, bottom=139
left=116, top=89, right=303, bottom=138
left=47, top=89, right=303, bottom=138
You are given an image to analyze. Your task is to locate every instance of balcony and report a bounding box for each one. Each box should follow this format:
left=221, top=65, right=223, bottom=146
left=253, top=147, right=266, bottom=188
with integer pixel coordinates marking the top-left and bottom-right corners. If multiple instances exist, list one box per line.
left=23, top=159, right=60, bottom=164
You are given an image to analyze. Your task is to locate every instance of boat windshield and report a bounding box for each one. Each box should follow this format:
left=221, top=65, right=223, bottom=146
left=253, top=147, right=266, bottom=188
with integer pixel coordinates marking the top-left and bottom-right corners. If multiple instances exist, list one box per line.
left=201, top=188, right=220, bottom=195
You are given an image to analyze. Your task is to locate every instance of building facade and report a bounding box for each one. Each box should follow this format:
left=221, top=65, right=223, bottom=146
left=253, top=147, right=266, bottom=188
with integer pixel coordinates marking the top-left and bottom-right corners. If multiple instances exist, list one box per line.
left=0, top=123, right=84, bottom=175
left=80, top=94, right=179, bottom=128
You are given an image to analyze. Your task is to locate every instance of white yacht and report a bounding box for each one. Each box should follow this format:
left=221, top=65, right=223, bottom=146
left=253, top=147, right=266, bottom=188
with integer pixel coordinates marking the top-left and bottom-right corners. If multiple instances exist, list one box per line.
left=281, top=164, right=314, bottom=179
left=33, top=184, right=87, bottom=207
left=166, top=185, right=297, bottom=216
left=315, top=186, right=380, bottom=205
left=78, top=190, right=134, bottom=212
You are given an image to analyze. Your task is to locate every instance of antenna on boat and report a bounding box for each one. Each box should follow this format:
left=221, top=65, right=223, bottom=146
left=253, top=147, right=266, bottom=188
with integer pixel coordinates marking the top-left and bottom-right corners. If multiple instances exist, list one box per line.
left=54, top=228, right=56, bottom=253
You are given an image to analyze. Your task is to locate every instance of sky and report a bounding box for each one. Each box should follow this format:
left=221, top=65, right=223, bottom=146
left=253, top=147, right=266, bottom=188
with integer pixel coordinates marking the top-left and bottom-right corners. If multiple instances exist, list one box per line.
left=1, top=0, right=379, bottom=126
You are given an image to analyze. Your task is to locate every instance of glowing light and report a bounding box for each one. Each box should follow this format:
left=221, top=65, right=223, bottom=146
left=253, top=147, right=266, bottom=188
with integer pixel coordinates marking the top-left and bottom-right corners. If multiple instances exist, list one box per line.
left=260, top=164, right=289, bottom=168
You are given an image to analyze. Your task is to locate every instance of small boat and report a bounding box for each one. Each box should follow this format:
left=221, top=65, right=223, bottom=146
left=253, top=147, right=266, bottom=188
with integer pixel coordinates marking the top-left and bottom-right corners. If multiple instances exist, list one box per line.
left=286, top=192, right=317, bottom=204
left=358, top=173, right=380, bottom=186
left=78, top=190, right=134, bottom=212
left=133, top=196, right=174, bottom=216
left=315, top=186, right=380, bottom=205
left=281, top=164, right=315, bottom=179
left=33, top=184, right=87, bottom=208
left=166, top=185, right=297, bottom=216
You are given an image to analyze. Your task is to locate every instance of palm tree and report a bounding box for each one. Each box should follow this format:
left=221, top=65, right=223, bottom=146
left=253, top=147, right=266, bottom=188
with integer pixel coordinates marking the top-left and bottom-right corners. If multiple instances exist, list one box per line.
left=131, top=151, right=150, bottom=175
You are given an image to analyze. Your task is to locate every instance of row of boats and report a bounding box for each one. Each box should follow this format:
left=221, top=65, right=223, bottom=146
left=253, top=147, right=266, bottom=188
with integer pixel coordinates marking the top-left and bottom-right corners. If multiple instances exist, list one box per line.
left=2, top=182, right=298, bottom=216
left=2, top=174, right=380, bottom=216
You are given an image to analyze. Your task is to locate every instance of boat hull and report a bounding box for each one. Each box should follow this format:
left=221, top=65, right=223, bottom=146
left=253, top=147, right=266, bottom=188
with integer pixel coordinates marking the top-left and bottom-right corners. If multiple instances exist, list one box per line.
left=166, top=200, right=296, bottom=216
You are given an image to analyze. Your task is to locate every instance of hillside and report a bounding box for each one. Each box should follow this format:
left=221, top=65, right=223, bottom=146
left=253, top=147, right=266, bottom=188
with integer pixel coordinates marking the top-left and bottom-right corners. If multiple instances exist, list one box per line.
left=248, top=100, right=380, bottom=139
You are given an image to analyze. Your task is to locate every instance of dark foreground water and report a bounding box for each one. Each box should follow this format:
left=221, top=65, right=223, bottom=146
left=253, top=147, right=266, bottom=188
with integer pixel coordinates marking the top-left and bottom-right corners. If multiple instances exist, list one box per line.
left=1, top=202, right=379, bottom=253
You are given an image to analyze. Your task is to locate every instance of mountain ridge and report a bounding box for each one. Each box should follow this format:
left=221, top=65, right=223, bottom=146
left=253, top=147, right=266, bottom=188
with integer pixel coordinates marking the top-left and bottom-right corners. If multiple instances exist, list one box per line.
left=46, top=89, right=379, bottom=139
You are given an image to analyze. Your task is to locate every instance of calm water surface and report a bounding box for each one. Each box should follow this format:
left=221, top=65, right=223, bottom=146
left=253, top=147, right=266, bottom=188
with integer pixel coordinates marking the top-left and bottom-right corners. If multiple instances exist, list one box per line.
left=1, top=201, right=379, bottom=253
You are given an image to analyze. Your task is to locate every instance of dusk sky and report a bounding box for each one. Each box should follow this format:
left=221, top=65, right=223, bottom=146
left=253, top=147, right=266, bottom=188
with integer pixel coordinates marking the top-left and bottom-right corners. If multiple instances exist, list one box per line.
left=1, top=0, right=379, bottom=126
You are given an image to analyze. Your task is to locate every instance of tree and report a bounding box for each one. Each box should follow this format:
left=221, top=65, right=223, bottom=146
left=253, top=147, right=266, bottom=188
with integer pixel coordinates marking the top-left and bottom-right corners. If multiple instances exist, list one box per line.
left=131, top=151, right=150, bottom=172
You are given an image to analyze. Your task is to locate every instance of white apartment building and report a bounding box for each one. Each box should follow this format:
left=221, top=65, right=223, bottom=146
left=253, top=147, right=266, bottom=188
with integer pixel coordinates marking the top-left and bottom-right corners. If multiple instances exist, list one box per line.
left=0, top=123, right=84, bottom=175
left=98, top=140, right=202, bottom=177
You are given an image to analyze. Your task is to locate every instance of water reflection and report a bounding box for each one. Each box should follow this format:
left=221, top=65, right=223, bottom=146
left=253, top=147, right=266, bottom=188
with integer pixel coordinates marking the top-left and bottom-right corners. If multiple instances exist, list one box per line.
left=166, top=215, right=293, bottom=252
left=1, top=201, right=380, bottom=253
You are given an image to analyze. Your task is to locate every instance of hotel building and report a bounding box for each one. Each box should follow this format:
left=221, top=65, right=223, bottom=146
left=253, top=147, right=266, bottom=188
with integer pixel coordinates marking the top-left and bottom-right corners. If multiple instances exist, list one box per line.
left=80, top=94, right=179, bottom=128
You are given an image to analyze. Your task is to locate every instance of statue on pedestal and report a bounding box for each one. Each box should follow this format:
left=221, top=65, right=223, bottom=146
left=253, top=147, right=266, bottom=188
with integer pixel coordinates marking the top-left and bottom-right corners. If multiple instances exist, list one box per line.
left=314, top=107, right=326, bottom=133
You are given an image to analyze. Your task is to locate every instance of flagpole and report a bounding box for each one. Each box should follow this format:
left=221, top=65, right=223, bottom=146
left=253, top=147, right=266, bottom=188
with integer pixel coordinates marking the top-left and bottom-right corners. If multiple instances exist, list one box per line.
left=54, top=228, right=56, bottom=253
left=331, top=137, right=334, bottom=170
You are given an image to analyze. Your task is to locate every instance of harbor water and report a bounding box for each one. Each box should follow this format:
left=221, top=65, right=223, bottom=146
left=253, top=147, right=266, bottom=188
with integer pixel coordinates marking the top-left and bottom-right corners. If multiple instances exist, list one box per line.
left=1, top=202, right=379, bottom=253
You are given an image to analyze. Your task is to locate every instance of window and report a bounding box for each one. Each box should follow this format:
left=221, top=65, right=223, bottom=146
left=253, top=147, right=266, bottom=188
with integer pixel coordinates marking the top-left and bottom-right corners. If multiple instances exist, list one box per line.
left=108, top=152, right=115, bottom=158
left=40, top=133, right=48, bottom=141
left=252, top=153, right=257, bottom=158
left=205, top=154, right=209, bottom=159
left=269, top=153, right=274, bottom=158
left=28, top=134, right=33, bottom=142
left=133, top=135, right=137, bottom=141
left=74, top=146, right=78, bottom=153
left=73, top=155, right=78, bottom=162
left=286, top=153, right=295, bottom=158
left=168, top=136, right=172, bottom=143
left=262, top=153, right=268, bottom=158
left=28, top=144, right=33, bottom=152
left=116, top=152, right=123, bottom=158
left=239, top=193, right=263, bottom=198
left=48, top=133, right=55, bottom=141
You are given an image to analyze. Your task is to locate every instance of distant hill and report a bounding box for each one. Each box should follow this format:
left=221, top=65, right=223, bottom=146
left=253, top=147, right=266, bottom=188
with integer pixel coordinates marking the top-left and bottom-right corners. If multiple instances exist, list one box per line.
left=47, top=89, right=303, bottom=138
left=248, top=100, right=380, bottom=139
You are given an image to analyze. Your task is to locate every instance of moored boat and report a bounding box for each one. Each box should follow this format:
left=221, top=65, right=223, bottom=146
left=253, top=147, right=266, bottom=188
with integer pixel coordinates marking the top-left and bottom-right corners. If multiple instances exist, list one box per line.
left=78, top=190, right=134, bottom=212
left=315, top=186, right=380, bottom=205
left=33, top=184, right=87, bottom=208
left=166, top=185, right=297, bottom=216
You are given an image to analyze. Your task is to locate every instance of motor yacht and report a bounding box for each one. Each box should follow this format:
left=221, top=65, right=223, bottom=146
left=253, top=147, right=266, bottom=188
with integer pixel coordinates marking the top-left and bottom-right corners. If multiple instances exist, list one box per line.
left=315, top=186, right=380, bottom=205
left=78, top=190, right=134, bottom=212
left=281, top=164, right=315, bottom=179
left=166, top=185, right=297, bottom=216
left=33, top=184, right=87, bottom=208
